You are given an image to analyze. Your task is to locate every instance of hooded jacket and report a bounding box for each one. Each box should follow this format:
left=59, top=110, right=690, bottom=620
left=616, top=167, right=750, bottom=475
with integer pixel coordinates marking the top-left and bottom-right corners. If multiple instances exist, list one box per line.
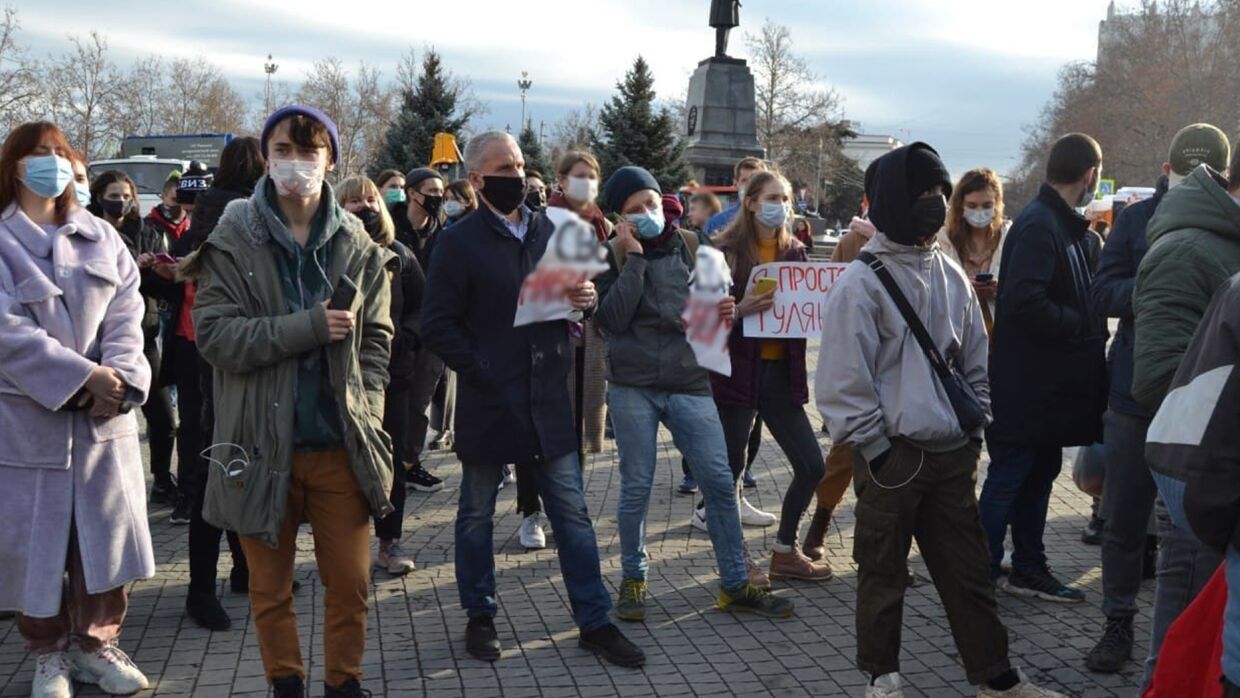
left=184, top=179, right=396, bottom=548
left=1133, top=165, right=1240, bottom=411
left=816, top=144, right=987, bottom=462
left=987, top=183, right=1108, bottom=447
left=1146, top=274, right=1240, bottom=554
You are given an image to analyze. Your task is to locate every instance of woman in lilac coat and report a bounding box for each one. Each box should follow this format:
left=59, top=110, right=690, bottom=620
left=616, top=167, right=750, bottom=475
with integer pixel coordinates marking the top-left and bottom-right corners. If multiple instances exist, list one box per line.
left=0, top=122, right=154, bottom=698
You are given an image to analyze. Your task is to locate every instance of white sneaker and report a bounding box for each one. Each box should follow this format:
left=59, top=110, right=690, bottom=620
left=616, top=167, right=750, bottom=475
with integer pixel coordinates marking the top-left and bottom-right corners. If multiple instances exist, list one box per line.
left=32, top=651, right=73, bottom=698
left=504, top=465, right=516, bottom=484
left=376, top=539, right=416, bottom=576
left=865, top=672, right=905, bottom=698
left=977, top=669, right=1065, bottom=698
left=1000, top=549, right=1013, bottom=574
left=519, top=513, right=546, bottom=549
left=739, top=496, right=777, bottom=527
left=70, top=645, right=148, bottom=695
left=690, top=507, right=709, bottom=532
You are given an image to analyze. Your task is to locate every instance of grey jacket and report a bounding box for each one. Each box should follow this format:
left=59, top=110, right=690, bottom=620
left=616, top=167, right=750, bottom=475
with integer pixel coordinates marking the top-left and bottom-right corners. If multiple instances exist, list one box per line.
left=816, top=233, right=990, bottom=462
left=594, top=229, right=712, bottom=395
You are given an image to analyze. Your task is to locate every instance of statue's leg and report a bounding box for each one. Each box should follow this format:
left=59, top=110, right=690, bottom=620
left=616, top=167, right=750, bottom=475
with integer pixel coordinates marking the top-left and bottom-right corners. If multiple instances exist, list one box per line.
left=715, top=28, right=730, bottom=57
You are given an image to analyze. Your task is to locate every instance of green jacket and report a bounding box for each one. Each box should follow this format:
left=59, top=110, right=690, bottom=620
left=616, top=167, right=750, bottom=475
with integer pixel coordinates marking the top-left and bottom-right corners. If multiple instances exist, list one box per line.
left=1133, top=165, right=1240, bottom=411
left=184, top=191, right=397, bottom=548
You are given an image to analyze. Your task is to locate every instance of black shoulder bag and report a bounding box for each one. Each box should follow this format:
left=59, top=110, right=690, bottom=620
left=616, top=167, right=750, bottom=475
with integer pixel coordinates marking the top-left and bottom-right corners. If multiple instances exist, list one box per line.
left=857, top=251, right=987, bottom=433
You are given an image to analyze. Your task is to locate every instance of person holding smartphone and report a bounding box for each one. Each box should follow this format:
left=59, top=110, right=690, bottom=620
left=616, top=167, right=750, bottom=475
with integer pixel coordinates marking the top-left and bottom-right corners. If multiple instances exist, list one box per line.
left=936, top=168, right=1010, bottom=336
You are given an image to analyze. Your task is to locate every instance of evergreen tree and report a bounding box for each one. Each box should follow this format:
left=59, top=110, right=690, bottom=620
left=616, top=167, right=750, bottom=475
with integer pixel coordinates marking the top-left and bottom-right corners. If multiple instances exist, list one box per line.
left=518, top=119, right=551, bottom=178
left=591, top=56, right=688, bottom=199
left=372, top=48, right=474, bottom=175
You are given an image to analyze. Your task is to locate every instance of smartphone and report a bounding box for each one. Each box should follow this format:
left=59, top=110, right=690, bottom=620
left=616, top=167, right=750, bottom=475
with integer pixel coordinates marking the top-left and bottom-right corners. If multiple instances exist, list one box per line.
left=975, top=273, right=994, bottom=283
left=154, top=252, right=178, bottom=265
left=329, top=275, right=359, bottom=311
left=753, top=277, right=778, bottom=295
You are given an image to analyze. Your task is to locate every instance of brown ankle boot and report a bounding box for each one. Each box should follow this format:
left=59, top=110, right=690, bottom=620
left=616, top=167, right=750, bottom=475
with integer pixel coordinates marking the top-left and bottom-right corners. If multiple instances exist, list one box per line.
left=802, top=508, right=830, bottom=561
left=770, top=543, right=833, bottom=581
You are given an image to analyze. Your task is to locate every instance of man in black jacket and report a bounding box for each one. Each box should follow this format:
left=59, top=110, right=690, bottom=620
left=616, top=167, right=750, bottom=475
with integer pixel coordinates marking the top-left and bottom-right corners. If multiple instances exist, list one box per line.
left=420, top=130, right=643, bottom=668
left=979, top=133, right=1109, bottom=603
left=1086, top=124, right=1231, bottom=675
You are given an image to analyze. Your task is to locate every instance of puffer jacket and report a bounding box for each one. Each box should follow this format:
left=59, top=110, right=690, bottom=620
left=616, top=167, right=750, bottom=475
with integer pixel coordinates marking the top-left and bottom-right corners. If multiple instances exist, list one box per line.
left=594, top=228, right=714, bottom=395
left=184, top=186, right=396, bottom=548
left=815, top=233, right=990, bottom=463
left=1133, top=165, right=1240, bottom=411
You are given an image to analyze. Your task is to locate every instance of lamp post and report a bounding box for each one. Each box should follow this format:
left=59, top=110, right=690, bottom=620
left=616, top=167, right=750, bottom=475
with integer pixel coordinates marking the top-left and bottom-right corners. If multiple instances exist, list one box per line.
left=264, top=54, right=279, bottom=114
left=518, top=71, right=533, bottom=134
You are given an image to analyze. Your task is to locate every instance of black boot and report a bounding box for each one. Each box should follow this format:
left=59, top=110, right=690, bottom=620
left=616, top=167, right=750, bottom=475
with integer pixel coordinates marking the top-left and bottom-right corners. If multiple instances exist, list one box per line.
left=272, top=675, right=305, bottom=698
left=1081, top=513, right=1104, bottom=545
left=1085, top=616, right=1134, bottom=673
left=1143, top=535, right=1159, bottom=580
left=324, top=677, right=372, bottom=697
left=230, top=566, right=248, bottom=594
left=802, top=508, right=830, bottom=561
left=579, top=623, right=645, bottom=668
left=185, top=590, right=231, bottom=631
left=1223, top=675, right=1240, bottom=698
left=465, top=616, right=501, bottom=661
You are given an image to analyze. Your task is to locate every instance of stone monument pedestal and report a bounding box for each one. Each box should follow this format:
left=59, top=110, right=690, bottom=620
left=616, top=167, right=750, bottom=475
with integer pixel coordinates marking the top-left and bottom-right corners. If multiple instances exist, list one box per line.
left=683, top=56, right=765, bottom=187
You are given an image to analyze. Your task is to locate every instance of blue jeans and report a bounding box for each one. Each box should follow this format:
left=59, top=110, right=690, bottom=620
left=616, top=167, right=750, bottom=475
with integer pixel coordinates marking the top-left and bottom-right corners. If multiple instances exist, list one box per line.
left=978, top=441, right=1062, bottom=577
left=608, top=385, right=748, bottom=591
left=455, top=452, right=612, bottom=631
left=1226, top=550, right=1240, bottom=686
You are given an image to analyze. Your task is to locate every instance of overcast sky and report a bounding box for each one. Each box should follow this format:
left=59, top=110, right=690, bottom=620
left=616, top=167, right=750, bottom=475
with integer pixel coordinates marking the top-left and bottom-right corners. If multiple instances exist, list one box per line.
left=18, top=0, right=1119, bottom=177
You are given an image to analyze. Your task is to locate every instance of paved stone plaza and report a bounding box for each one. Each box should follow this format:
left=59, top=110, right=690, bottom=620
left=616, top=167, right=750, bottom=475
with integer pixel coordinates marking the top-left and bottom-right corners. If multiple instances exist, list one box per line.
left=0, top=347, right=1151, bottom=698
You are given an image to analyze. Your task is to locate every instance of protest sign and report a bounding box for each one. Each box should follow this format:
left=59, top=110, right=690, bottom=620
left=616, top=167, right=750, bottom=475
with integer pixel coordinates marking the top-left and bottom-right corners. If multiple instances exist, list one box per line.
left=513, top=207, right=610, bottom=327
left=682, top=246, right=733, bottom=376
left=742, top=261, right=849, bottom=339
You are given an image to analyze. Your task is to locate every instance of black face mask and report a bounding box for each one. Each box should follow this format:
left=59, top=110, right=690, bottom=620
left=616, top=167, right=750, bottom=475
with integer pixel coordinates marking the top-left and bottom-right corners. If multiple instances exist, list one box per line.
left=418, top=194, right=443, bottom=221
left=101, top=198, right=132, bottom=220
left=163, top=203, right=183, bottom=220
left=525, top=190, right=546, bottom=211
left=906, top=194, right=947, bottom=245
left=480, top=176, right=526, bottom=215
left=356, top=207, right=381, bottom=235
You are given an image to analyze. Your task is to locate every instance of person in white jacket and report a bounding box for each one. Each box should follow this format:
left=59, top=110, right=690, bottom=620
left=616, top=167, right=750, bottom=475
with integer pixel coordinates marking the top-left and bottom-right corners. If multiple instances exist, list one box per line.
left=816, top=143, right=1062, bottom=698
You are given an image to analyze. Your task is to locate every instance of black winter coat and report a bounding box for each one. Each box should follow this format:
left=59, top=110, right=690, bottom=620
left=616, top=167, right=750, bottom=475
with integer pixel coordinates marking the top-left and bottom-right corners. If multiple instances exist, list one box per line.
left=420, top=205, right=577, bottom=465
left=92, top=210, right=167, bottom=334
left=988, top=184, right=1109, bottom=446
left=386, top=238, right=425, bottom=392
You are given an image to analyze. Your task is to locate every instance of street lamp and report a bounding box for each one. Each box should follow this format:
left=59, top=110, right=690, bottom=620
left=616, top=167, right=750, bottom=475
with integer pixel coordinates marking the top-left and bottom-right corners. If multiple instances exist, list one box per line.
left=264, top=54, right=279, bottom=114
left=518, top=71, right=533, bottom=134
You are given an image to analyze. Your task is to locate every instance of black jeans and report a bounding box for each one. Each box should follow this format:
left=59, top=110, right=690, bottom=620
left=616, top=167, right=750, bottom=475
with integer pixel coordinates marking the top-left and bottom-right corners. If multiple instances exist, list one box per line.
left=375, top=386, right=409, bottom=541
left=716, top=361, right=824, bottom=545
left=170, top=335, right=246, bottom=594
left=406, top=350, right=445, bottom=463
left=141, top=331, right=175, bottom=484
left=1100, top=410, right=1157, bottom=619
left=516, top=461, right=542, bottom=518
left=853, top=439, right=1011, bottom=685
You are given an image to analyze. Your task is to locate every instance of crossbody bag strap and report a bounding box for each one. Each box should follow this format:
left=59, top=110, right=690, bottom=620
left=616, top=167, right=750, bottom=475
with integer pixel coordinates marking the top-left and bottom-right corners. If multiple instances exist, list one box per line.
left=857, top=251, right=953, bottom=384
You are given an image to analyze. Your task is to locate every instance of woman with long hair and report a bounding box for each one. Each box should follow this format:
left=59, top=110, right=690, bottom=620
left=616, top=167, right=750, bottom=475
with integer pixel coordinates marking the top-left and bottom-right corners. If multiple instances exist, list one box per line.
left=337, top=175, right=425, bottom=576
left=0, top=121, right=154, bottom=697
left=937, top=168, right=1009, bottom=334
left=710, top=170, right=829, bottom=581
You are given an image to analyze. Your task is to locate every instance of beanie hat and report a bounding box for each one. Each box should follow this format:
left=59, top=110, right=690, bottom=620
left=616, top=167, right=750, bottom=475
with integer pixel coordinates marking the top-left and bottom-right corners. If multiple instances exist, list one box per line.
left=404, top=167, right=444, bottom=193
left=1168, top=123, right=1231, bottom=177
left=603, top=166, right=661, bottom=213
left=260, top=104, right=340, bottom=164
left=176, top=161, right=212, bottom=205
left=904, top=145, right=953, bottom=201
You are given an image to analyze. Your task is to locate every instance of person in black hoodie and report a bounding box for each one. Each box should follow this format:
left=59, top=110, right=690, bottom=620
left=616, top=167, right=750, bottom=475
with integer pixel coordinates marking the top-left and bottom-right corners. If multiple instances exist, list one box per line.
left=979, top=133, right=1109, bottom=604
left=171, top=140, right=264, bottom=631
left=87, top=170, right=179, bottom=504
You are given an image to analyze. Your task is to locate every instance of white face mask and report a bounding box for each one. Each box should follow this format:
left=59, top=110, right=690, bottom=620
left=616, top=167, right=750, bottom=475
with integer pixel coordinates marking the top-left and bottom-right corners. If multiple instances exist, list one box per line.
left=1077, top=175, right=1099, bottom=209
left=443, top=200, right=465, bottom=218
left=565, top=176, right=598, bottom=203
left=269, top=159, right=325, bottom=198
left=963, top=207, right=995, bottom=229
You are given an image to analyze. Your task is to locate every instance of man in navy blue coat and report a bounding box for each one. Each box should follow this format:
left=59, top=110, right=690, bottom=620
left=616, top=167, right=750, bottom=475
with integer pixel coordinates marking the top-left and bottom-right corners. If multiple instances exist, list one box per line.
left=420, top=131, right=643, bottom=668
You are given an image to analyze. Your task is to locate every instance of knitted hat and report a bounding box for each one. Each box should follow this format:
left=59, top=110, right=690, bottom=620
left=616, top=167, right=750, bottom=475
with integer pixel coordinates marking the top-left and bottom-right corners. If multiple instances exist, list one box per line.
left=176, top=161, right=213, bottom=205
left=260, top=104, right=340, bottom=163
left=905, top=145, right=953, bottom=201
left=1168, top=123, right=1231, bottom=177
left=404, top=167, right=444, bottom=193
left=603, top=166, right=661, bottom=213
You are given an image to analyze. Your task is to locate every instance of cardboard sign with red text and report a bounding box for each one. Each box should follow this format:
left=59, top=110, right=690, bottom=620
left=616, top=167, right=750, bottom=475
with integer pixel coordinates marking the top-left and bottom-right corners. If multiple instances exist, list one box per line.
left=682, top=247, right=733, bottom=376
left=513, top=207, right=610, bottom=327
left=742, top=262, right=850, bottom=339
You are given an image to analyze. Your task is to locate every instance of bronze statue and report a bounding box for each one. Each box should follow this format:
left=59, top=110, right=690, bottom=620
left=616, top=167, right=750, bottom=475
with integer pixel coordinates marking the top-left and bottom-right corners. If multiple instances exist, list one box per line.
left=710, top=0, right=741, bottom=58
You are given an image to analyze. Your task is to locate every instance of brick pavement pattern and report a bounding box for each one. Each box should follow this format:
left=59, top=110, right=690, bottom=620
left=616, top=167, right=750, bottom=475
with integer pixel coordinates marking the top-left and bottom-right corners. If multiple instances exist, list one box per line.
left=0, top=345, right=1151, bottom=697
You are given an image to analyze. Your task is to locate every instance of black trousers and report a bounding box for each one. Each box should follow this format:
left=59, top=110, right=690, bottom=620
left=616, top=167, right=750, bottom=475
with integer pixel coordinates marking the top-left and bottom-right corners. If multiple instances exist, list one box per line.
left=374, top=386, right=410, bottom=541
left=141, top=331, right=176, bottom=483
left=170, top=335, right=246, bottom=594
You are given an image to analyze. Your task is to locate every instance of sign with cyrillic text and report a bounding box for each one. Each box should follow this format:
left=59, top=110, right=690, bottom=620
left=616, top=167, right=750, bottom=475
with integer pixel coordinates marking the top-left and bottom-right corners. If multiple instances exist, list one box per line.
left=742, top=262, right=849, bottom=339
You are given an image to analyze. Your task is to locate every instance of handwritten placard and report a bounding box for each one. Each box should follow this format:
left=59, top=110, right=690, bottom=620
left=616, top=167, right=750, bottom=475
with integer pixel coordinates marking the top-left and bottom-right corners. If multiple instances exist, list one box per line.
left=682, top=247, right=733, bottom=375
left=742, top=262, right=849, bottom=339
left=514, top=207, right=610, bottom=327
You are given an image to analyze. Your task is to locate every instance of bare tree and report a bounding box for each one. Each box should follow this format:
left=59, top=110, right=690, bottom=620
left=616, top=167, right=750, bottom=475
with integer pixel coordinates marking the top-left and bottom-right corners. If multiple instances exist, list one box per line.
left=0, top=7, right=40, bottom=134
left=46, top=32, right=123, bottom=158
left=550, top=103, right=599, bottom=154
left=297, top=58, right=392, bottom=177
left=745, top=19, right=841, bottom=165
left=110, top=55, right=165, bottom=139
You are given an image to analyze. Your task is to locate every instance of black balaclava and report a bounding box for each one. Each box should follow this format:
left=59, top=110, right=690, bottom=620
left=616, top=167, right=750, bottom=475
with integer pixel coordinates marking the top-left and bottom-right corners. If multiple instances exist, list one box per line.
left=867, top=142, right=953, bottom=246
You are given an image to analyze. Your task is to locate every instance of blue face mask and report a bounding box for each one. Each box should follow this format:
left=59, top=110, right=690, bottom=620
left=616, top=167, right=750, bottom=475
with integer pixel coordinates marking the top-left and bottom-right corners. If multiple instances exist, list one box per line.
left=21, top=155, right=75, bottom=199
left=73, top=181, right=91, bottom=208
left=756, top=202, right=789, bottom=229
left=627, top=207, right=666, bottom=239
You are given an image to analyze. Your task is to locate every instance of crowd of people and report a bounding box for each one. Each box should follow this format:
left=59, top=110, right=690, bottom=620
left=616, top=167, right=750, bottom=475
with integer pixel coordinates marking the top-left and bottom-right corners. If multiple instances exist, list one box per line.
left=2, top=103, right=1240, bottom=698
